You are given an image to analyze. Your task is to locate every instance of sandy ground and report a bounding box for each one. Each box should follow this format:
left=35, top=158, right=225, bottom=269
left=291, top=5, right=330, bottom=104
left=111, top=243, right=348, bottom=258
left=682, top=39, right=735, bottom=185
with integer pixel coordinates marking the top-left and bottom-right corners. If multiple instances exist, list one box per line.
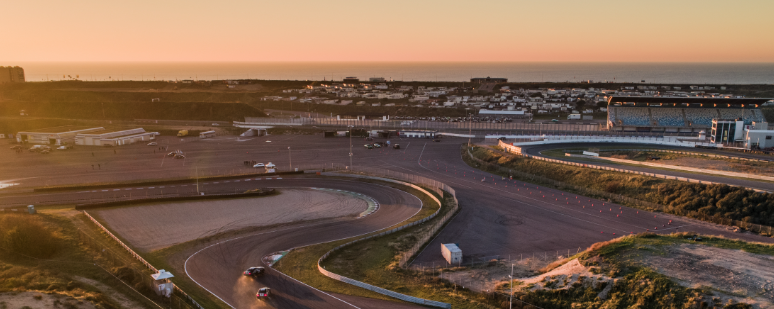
left=95, top=188, right=367, bottom=251
left=73, top=276, right=146, bottom=309
left=640, top=244, right=774, bottom=308
left=440, top=258, right=551, bottom=293
left=0, top=292, right=97, bottom=309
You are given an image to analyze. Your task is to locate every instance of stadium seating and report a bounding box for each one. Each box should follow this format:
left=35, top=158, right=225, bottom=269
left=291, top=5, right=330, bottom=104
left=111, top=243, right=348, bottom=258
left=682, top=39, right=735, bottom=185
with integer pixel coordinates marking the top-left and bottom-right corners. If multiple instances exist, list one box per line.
left=650, top=108, right=685, bottom=127
left=718, top=108, right=744, bottom=120
left=745, top=109, right=766, bottom=124
left=616, top=107, right=651, bottom=126
left=684, top=108, right=718, bottom=127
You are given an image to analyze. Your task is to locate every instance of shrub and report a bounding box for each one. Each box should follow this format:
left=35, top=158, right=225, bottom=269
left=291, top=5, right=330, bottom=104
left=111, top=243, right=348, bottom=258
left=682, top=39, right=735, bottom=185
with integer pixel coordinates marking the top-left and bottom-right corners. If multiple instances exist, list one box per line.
left=0, top=214, right=62, bottom=258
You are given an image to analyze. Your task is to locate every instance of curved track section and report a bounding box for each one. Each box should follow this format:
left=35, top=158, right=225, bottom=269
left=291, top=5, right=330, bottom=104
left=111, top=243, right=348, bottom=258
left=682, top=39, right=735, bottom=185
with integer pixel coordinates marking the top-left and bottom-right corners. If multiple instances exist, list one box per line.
left=521, top=142, right=774, bottom=192
left=184, top=178, right=424, bottom=309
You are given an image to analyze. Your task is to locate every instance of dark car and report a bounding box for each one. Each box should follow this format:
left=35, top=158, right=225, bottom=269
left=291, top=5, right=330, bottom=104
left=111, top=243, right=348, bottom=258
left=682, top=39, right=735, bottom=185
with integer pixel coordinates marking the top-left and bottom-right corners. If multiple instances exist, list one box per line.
left=433, top=139, right=441, bottom=142
left=393, top=144, right=400, bottom=149
left=244, top=267, right=265, bottom=277
left=256, top=287, right=271, bottom=299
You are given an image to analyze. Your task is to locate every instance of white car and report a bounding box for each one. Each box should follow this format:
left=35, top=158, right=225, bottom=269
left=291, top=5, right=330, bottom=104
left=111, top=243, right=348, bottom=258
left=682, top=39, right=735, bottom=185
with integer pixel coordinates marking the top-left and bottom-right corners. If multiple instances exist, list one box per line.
left=212, top=123, right=220, bottom=126
left=253, top=163, right=265, bottom=168
left=147, top=142, right=158, bottom=146
left=56, top=146, right=67, bottom=150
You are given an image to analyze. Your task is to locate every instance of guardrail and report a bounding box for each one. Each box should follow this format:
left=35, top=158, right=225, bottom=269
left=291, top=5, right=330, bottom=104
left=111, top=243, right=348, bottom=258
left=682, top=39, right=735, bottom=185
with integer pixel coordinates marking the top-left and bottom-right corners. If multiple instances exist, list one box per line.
left=497, top=140, right=726, bottom=187
left=477, top=143, right=774, bottom=235
left=315, top=167, right=459, bottom=309
left=83, top=211, right=206, bottom=309
left=560, top=148, right=772, bottom=162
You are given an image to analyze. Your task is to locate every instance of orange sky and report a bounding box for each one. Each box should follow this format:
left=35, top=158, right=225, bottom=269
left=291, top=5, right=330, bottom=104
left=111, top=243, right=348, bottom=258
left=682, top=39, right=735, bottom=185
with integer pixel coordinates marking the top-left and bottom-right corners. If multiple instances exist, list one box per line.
left=3, top=0, right=773, bottom=62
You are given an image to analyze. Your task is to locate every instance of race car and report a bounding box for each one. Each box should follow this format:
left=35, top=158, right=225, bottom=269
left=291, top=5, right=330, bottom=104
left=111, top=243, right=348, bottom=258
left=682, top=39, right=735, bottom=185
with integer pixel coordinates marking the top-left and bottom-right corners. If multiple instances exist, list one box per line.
left=256, top=287, right=271, bottom=299
left=244, top=267, right=265, bottom=277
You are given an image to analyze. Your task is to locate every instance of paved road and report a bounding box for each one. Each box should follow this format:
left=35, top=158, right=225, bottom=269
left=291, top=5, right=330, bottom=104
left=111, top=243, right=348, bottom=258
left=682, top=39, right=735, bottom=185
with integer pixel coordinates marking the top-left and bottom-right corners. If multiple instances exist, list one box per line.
left=520, top=143, right=774, bottom=192
left=3, top=135, right=774, bottom=308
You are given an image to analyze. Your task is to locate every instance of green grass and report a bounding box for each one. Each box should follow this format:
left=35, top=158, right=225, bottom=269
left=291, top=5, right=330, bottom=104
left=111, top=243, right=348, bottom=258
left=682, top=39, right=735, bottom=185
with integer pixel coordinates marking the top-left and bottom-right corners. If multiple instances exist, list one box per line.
left=512, top=232, right=773, bottom=308
left=467, top=145, right=774, bottom=232
left=273, top=185, right=500, bottom=308
left=0, top=211, right=161, bottom=309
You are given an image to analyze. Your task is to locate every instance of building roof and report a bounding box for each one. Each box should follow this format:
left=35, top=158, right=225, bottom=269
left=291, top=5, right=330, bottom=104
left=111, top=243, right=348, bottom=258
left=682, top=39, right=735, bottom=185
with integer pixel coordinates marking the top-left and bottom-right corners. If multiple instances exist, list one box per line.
left=19, top=126, right=103, bottom=134
left=608, top=96, right=770, bottom=106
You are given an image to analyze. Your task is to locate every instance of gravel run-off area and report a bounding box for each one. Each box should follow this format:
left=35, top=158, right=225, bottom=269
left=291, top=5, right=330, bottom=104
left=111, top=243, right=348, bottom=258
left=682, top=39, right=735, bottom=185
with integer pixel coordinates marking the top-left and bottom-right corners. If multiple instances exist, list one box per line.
left=94, top=188, right=368, bottom=252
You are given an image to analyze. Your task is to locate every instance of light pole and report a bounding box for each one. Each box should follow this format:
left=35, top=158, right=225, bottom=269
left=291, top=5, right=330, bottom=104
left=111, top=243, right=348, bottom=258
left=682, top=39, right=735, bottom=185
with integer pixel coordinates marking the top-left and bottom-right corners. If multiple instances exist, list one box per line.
left=288, top=147, right=292, bottom=171
left=468, top=113, right=472, bottom=148
left=348, top=125, right=354, bottom=170
left=509, top=264, right=514, bottom=309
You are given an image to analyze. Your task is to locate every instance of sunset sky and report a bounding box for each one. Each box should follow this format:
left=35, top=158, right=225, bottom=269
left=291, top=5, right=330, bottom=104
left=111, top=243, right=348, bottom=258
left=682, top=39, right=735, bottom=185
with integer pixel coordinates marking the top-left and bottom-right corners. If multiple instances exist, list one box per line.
left=3, top=0, right=773, bottom=62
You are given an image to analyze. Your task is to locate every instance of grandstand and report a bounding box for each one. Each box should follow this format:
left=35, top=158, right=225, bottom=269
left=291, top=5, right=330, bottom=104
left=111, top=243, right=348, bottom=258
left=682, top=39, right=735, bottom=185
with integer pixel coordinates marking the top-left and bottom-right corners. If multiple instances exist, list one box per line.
left=607, top=96, right=769, bottom=133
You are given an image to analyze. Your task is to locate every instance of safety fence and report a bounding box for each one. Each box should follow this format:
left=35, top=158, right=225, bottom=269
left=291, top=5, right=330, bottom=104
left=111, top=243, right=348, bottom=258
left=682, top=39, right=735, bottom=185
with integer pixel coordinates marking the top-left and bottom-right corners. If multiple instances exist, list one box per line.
left=472, top=144, right=774, bottom=236
left=564, top=153, right=774, bottom=183
left=315, top=168, right=460, bottom=309
left=561, top=148, right=773, bottom=162
left=83, top=211, right=205, bottom=309
left=240, top=117, right=606, bottom=132
left=498, top=140, right=723, bottom=186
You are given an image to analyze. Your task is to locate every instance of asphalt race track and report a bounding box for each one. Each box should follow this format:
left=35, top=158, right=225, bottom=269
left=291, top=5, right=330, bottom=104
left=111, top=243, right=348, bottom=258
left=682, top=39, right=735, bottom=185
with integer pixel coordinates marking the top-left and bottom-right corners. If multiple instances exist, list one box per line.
left=184, top=178, right=424, bottom=309
left=3, top=135, right=774, bottom=308
left=520, top=142, right=774, bottom=192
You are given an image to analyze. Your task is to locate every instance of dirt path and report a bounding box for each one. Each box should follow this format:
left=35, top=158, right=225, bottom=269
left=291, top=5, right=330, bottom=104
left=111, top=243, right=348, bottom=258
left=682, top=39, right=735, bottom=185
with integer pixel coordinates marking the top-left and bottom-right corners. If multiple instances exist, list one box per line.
left=640, top=244, right=774, bottom=308
left=95, top=188, right=368, bottom=251
left=73, top=276, right=150, bottom=309
left=0, top=292, right=97, bottom=309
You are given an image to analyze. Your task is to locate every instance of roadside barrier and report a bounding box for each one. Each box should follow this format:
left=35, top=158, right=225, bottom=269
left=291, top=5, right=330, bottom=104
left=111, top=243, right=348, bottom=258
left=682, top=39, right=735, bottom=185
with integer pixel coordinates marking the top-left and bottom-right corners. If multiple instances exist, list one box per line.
left=83, top=211, right=206, bottom=309
left=472, top=144, right=774, bottom=236
left=497, top=140, right=772, bottom=192
left=316, top=167, right=459, bottom=309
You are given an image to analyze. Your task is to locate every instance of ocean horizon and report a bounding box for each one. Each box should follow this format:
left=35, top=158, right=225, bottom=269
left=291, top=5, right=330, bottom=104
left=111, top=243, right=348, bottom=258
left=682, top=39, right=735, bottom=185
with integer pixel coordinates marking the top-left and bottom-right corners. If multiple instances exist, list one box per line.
left=11, top=62, right=774, bottom=85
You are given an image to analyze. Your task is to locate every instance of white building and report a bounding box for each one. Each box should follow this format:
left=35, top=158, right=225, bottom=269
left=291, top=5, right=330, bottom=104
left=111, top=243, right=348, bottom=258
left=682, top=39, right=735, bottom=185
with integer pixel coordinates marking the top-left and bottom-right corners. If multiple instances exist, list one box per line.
left=16, top=127, right=105, bottom=145
left=75, top=128, right=158, bottom=146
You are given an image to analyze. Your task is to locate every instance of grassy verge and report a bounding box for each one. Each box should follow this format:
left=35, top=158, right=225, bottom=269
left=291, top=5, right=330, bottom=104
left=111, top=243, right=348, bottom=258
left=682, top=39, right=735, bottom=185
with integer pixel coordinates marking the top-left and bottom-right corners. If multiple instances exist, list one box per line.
left=511, top=232, right=773, bottom=308
left=465, top=145, right=774, bottom=232
left=274, top=184, right=480, bottom=306
left=0, top=210, right=163, bottom=309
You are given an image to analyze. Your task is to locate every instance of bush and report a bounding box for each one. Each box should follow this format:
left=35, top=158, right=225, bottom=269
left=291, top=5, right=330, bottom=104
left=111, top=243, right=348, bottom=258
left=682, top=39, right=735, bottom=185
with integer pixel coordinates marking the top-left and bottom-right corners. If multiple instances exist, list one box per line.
left=0, top=214, right=62, bottom=258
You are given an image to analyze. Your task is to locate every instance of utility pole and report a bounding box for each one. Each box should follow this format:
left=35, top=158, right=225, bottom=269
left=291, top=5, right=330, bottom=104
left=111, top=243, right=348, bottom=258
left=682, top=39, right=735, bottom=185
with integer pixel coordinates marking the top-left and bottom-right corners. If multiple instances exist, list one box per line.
left=348, top=125, right=354, bottom=170
left=288, top=147, right=292, bottom=171
left=509, top=264, right=514, bottom=309
left=468, top=113, right=472, bottom=148
left=196, top=167, right=199, bottom=194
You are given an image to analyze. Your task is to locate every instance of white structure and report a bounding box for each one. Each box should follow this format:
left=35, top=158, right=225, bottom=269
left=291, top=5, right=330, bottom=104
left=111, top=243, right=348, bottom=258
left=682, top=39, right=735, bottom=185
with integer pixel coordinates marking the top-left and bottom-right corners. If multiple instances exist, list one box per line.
left=398, top=130, right=436, bottom=138
left=151, top=269, right=174, bottom=298
left=199, top=130, right=216, bottom=139
left=441, top=243, right=462, bottom=265
left=744, top=130, right=774, bottom=150
left=16, top=127, right=104, bottom=145
left=75, top=128, right=158, bottom=146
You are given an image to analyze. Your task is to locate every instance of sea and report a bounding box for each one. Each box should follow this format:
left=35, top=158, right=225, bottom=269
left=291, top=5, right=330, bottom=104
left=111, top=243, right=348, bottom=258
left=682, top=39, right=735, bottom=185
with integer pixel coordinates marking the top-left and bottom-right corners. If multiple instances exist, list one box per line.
left=13, top=62, right=774, bottom=84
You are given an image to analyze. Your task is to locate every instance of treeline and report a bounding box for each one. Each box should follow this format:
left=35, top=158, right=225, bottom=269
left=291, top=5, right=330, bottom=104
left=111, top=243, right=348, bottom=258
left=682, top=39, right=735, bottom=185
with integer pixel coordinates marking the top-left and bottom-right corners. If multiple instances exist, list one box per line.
left=470, top=147, right=774, bottom=227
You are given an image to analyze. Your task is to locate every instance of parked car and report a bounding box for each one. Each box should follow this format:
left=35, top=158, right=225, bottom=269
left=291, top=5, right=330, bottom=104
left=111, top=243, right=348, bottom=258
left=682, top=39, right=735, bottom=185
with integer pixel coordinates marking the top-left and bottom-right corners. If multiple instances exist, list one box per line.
left=433, top=139, right=441, bottom=142
left=147, top=142, right=158, bottom=146
left=212, top=123, right=220, bottom=126
left=363, top=144, right=373, bottom=149
left=56, top=146, right=68, bottom=150
left=393, top=144, right=400, bottom=149
left=364, top=137, right=373, bottom=141
left=374, top=143, right=382, bottom=148
left=174, top=154, right=186, bottom=159
left=256, top=287, right=271, bottom=299
left=243, top=267, right=265, bottom=277
left=253, top=163, right=265, bottom=168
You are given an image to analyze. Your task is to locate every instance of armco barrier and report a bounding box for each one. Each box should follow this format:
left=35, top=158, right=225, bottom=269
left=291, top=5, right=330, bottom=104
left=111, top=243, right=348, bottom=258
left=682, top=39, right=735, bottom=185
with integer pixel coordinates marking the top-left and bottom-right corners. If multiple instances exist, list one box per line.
left=480, top=144, right=774, bottom=235
left=75, top=189, right=276, bottom=210
left=83, top=211, right=205, bottom=309
left=566, top=154, right=774, bottom=182
left=316, top=169, right=457, bottom=309
left=499, top=140, right=728, bottom=188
